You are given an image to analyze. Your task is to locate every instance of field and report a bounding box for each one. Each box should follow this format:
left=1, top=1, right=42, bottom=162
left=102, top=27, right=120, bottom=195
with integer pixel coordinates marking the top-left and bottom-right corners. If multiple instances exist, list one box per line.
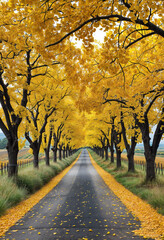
left=0, top=148, right=31, bottom=162
left=122, top=144, right=164, bottom=166
left=0, top=148, right=47, bottom=165
left=121, top=153, right=164, bottom=166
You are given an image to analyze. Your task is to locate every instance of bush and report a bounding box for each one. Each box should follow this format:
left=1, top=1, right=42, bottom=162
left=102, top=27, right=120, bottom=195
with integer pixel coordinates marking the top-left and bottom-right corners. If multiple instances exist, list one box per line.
left=37, top=166, right=55, bottom=184
left=51, top=163, right=64, bottom=174
left=17, top=170, right=44, bottom=193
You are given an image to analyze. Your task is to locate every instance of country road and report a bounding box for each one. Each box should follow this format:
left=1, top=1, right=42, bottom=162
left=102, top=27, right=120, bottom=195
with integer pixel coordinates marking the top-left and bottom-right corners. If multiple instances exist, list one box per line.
left=1, top=149, right=153, bottom=240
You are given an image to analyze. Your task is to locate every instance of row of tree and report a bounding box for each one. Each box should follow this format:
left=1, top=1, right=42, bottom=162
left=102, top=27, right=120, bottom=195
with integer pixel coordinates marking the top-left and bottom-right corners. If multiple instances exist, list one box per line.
left=0, top=0, right=163, bottom=181
left=83, top=35, right=164, bottom=181
left=0, top=0, right=86, bottom=177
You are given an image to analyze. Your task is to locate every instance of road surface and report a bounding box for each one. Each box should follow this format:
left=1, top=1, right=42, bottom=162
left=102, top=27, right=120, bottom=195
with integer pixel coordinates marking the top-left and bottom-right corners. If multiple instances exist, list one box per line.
left=1, top=149, right=152, bottom=240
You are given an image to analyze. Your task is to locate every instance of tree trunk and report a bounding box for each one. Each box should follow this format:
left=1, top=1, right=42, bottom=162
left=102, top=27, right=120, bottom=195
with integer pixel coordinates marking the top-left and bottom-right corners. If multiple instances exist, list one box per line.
left=44, top=129, right=52, bottom=166
left=7, top=139, right=19, bottom=177
left=53, top=147, right=57, bottom=162
left=63, top=146, right=65, bottom=159
left=33, top=145, right=39, bottom=168
left=59, top=146, right=62, bottom=160
left=28, top=140, right=40, bottom=168
left=113, top=126, right=122, bottom=168
left=45, top=148, right=50, bottom=166
left=109, top=145, right=114, bottom=163
left=143, top=136, right=156, bottom=181
left=127, top=150, right=135, bottom=172
left=105, top=147, right=108, bottom=160
left=138, top=116, right=156, bottom=181
left=66, top=145, right=69, bottom=158
left=121, top=114, right=136, bottom=172
left=116, top=148, right=121, bottom=168
left=126, top=139, right=136, bottom=172
left=102, top=148, right=104, bottom=159
left=145, top=154, right=156, bottom=181
left=111, top=147, right=114, bottom=163
left=110, top=123, right=115, bottom=163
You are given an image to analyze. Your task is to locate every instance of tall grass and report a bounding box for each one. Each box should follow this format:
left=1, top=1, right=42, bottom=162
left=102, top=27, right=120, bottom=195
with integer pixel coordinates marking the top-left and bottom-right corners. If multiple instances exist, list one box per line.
left=0, top=177, right=27, bottom=216
left=0, top=151, right=80, bottom=216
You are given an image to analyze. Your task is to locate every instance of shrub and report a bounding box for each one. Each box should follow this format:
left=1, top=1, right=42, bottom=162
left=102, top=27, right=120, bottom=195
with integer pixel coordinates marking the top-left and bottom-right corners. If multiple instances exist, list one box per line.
left=37, top=166, right=55, bottom=184
left=17, top=170, right=44, bottom=193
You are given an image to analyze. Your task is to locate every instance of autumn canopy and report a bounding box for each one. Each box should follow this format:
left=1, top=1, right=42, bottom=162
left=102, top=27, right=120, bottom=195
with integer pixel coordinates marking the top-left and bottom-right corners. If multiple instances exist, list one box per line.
left=0, top=0, right=163, bottom=181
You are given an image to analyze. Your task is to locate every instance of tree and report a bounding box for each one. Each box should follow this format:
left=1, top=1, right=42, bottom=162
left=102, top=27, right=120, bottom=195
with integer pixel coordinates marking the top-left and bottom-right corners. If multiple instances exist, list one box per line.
left=0, top=50, right=45, bottom=176
left=120, top=111, right=139, bottom=172
left=33, top=0, right=164, bottom=49
left=78, top=32, right=163, bottom=180
left=24, top=76, right=70, bottom=168
left=1, top=0, right=163, bottom=180
left=51, top=122, right=65, bottom=162
left=43, top=124, right=53, bottom=166
left=101, top=41, right=164, bottom=181
left=0, top=1, right=79, bottom=176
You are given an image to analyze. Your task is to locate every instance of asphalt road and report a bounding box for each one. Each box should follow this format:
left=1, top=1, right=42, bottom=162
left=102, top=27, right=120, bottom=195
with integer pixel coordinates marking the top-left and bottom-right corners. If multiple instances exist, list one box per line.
left=1, top=149, right=152, bottom=240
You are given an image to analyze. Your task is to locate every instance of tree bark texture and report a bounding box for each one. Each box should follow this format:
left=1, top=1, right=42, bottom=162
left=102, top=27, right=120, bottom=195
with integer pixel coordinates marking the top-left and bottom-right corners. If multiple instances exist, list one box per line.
left=45, top=149, right=50, bottom=166
left=7, top=138, right=19, bottom=177
left=105, top=147, right=108, bottom=160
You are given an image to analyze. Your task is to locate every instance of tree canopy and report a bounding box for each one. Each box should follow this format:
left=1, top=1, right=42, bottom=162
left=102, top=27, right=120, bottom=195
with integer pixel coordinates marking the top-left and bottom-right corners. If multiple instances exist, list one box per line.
left=0, top=0, right=163, bottom=180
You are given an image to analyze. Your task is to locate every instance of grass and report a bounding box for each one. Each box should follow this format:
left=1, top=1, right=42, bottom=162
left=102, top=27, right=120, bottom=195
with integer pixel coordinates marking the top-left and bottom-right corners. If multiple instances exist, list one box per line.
left=0, top=151, right=80, bottom=216
left=0, top=177, right=27, bottom=215
left=89, top=150, right=164, bottom=216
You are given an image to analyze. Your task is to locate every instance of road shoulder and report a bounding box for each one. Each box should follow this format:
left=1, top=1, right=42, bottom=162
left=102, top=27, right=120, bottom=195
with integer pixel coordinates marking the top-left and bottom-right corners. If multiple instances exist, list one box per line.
left=88, top=151, right=164, bottom=240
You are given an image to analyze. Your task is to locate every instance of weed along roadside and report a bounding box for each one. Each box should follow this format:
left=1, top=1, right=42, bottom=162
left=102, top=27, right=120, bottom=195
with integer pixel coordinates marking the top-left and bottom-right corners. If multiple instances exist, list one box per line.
left=88, top=150, right=164, bottom=240
left=0, top=151, right=81, bottom=237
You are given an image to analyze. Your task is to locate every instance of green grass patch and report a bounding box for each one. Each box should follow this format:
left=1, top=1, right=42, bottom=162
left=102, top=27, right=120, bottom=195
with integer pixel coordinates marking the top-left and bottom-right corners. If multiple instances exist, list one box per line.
left=89, top=149, right=164, bottom=216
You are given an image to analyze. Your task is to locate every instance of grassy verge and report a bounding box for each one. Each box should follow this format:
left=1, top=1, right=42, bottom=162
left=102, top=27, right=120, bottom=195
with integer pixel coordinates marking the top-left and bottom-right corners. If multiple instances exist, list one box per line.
left=89, top=150, right=164, bottom=216
left=0, top=151, right=80, bottom=216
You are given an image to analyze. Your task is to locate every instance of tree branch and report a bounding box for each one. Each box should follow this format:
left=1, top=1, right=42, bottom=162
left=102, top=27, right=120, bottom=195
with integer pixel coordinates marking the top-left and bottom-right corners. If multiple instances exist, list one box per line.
left=125, top=32, right=156, bottom=49
left=46, top=14, right=164, bottom=48
left=0, top=118, right=9, bottom=138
